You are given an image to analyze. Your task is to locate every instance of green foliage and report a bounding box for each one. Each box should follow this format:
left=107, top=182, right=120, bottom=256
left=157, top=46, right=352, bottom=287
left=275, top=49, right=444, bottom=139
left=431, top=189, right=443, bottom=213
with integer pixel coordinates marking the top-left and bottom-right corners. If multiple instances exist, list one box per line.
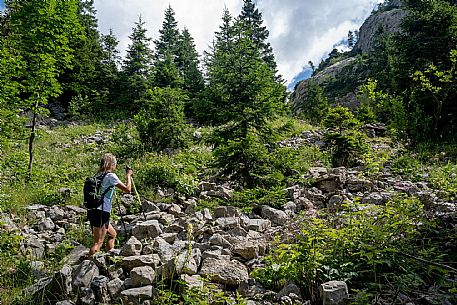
left=213, top=133, right=283, bottom=188
left=134, top=87, right=189, bottom=152
left=357, top=80, right=408, bottom=139
left=295, top=81, right=329, bottom=124
left=119, top=16, right=153, bottom=112
left=254, top=196, right=447, bottom=303
left=323, top=106, right=369, bottom=167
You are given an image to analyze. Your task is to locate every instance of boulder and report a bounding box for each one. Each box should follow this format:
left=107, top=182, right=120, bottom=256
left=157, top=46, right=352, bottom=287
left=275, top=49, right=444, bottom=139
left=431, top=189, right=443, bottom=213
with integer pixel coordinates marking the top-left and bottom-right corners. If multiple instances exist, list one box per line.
left=130, top=266, right=156, bottom=287
left=320, top=281, right=349, bottom=305
left=199, top=258, right=249, bottom=286
left=131, top=220, right=162, bottom=240
left=120, top=255, right=160, bottom=272
left=120, top=285, right=155, bottom=305
left=90, top=275, right=110, bottom=303
left=260, top=206, right=288, bottom=226
left=120, top=236, right=143, bottom=257
left=72, top=260, right=99, bottom=292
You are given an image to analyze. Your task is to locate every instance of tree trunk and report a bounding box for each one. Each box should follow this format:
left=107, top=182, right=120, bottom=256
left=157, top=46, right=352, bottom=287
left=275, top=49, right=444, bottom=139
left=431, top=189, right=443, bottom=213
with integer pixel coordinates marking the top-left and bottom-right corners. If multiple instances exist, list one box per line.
left=27, top=104, right=38, bottom=181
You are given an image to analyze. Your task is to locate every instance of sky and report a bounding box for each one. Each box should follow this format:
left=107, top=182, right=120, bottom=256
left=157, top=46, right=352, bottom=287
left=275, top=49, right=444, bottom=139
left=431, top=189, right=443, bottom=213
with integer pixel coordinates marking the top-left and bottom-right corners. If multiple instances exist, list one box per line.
left=0, top=0, right=382, bottom=89
left=94, top=0, right=381, bottom=89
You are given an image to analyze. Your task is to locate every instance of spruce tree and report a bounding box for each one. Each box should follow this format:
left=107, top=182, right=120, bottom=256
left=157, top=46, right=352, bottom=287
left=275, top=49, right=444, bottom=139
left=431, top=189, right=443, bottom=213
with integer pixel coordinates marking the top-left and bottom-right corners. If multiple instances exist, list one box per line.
left=208, top=17, right=286, bottom=186
left=153, top=5, right=181, bottom=88
left=119, top=15, right=153, bottom=112
left=196, top=7, right=235, bottom=124
left=96, top=28, right=121, bottom=109
left=176, top=28, right=204, bottom=97
left=58, top=0, right=102, bottom=112
left=238, top=0, right=280, bottom=80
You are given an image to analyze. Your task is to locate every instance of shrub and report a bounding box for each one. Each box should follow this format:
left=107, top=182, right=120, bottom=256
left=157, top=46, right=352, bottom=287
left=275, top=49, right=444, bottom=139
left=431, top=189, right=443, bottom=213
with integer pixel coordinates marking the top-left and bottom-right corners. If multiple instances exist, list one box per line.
left=253, top=196, right=447, bottom=304
left=134, top=87, right=189, bottom=152
left=323, top=106, right=369, bottom=167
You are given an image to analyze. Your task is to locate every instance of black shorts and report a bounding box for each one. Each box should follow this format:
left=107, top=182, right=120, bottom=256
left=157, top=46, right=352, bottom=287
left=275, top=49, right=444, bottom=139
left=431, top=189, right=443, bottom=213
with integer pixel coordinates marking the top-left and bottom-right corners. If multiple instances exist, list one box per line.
left=87, top=209, right=110, bottom=229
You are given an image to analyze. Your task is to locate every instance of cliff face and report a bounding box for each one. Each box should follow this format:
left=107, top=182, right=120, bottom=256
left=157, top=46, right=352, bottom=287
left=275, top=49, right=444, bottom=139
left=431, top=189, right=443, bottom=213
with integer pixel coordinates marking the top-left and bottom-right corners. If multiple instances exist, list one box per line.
left=354, top=8, right=406, bottom=53
left=290, top=2, right=407, bottom=114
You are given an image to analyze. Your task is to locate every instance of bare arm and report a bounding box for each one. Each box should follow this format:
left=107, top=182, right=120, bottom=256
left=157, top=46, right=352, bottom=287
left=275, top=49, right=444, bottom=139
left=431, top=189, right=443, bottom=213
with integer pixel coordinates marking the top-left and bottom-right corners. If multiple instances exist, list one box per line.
left=116, top=169, right=133, bottom=193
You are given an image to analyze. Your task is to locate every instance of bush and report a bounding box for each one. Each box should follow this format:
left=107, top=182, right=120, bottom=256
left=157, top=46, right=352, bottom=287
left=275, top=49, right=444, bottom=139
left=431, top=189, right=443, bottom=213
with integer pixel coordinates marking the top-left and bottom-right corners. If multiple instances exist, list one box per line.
left=134, top=87, right=190, bottom=152
left=253, top=196, right=448, bottom=304
left=323, top=106, right=369, bottom=167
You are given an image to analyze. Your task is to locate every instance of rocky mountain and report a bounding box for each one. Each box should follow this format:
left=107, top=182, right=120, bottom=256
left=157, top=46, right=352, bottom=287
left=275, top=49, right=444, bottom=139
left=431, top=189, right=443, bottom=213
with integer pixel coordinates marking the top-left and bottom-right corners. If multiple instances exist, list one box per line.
left=290, top=0, right=407, bottom=114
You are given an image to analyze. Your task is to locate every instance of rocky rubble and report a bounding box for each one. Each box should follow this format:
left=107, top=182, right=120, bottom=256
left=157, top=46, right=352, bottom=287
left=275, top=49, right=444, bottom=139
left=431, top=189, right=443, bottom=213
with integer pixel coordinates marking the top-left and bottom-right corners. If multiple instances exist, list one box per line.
left=2, top=162, right=456, bottom=305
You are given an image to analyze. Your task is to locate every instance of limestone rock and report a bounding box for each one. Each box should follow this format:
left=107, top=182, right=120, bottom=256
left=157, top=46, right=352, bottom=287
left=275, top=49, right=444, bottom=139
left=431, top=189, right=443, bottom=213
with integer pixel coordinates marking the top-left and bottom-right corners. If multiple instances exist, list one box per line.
left=131, top=220, right=162, bottom=240
left=260, top=206, right=288, bottom=226
left=120, top=285, right=155, bottom=305
left=72, top=260, right=99, bottom=292
left=130, top=266, right=156, bottom=287
left=320, top=281, right=348, bottom=305
left=120, top=236, right=143, bottom=256
left=120, top=255, right=160, bottom=272
left=199, top=258, right=249, bottom=286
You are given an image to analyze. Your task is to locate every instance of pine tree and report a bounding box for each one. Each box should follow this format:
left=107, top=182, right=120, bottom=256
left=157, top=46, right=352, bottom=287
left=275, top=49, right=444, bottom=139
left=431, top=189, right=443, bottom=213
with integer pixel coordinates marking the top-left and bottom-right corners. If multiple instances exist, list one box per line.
left=96, top=28, right=121, bottom=109
left=176, top=28, right=204, bottom=97
left=119, top=15, right=153, bottom=112
left=238, top=0, right=280, bottom=80
left=208, top=17, right=286, bottom=186
left=153, top=5, right=181, bottom=88
left=58, top=0, right=102, bottom=112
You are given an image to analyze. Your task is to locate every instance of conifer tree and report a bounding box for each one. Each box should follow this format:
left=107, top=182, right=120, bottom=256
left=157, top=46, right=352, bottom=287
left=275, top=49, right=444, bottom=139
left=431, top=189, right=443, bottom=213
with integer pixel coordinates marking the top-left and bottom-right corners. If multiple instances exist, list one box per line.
left=176, top=28, right=204, bottom=97
left=96, top=28, right=121, bottom=108
left=238, top=0, right=280, bottom=79
left=59, top=0, right=102, bottom=112
left=153, top=5, right=181, bottom=88
left=196, top=7, right=234, bottom=124
left=207, top=15, right=286, bottom=185
left=119, top=15, right=153, bottom=112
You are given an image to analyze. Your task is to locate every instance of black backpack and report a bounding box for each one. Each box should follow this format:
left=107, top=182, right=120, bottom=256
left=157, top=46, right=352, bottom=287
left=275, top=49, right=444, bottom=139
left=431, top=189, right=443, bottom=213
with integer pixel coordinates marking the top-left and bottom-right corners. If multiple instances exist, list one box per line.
left=83, top=173, right=114, bottom=209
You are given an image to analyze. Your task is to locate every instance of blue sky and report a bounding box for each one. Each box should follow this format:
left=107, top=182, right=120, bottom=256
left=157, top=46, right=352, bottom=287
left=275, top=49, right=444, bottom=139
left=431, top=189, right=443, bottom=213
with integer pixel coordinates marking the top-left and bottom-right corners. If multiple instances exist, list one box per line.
left=0, top=0, right=381, bottom=89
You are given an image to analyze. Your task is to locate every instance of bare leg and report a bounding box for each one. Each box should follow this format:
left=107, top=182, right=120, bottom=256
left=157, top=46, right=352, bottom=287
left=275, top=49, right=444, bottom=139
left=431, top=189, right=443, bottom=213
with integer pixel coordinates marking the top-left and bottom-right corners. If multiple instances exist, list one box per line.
left=105, top=223, right=117, bottom=252
left=88, top=225, right=108, bottom=257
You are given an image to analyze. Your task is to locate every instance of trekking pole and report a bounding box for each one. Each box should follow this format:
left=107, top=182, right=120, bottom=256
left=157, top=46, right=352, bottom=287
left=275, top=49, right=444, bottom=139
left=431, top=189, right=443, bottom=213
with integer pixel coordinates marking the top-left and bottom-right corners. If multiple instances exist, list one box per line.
left=115, top=193, right=128, bottom=237
left=130, top=175, right=147, bottom=221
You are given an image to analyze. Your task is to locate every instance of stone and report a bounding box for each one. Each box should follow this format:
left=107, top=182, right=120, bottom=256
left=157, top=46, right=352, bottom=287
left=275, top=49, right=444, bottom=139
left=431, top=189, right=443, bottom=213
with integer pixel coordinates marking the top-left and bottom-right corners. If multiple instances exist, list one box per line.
left=56, top=301, right=75, bottom=305
left=233, top=240, right=264, bottom=260
left=215, top=217, right=241, bottom=230
left=198, top=181, right=217, bottom=192
left=141, top=200, right=160, bottom=213
left=120, top=236, right=143, bottom=256
left=120, top=285, right=155, bottom=305
left=130, top=266, right=156, bottom=287
left=72, top=260, right=99, bottom=292
left=180, top=274, right=204, bottom=289
left=320, top=281, right=349, bottom=305
left=276, top=283, right=302, bottom=300
left=61, top=246, right=87, bottom=266
left=207, top=186, right=233, bottom=200
left=0, top=214, right=18, bottom=232
left=79, top=287, right=96, bottom=305
left=37, top=217, right=56, bottom=231
left=153, top=237, right=177, bottom=262
left=327, top=195, right=344, bottom=209
left=308, top=167, right=328, bottom=178
left=47, top=206, right=66, bottom=221
left=261, top=206, right=288, bottom=226
left=107, top=277, right=123, bottom=299
left=199, top=258, right=249, bottom=286
left=245, top=218, right=271, bottom=232
left=90, top=275, right=110, bottom=303
left=120, top=255, right=161, bottom=272
left=209, top=233, right=233, bottom=248
left=131, top=220, right=162, bottom=240
left=214, top=206, right=241, bottom=218
left=168, top=204, right=182, bottom=216
left=316, top=176, right=344, bottom=193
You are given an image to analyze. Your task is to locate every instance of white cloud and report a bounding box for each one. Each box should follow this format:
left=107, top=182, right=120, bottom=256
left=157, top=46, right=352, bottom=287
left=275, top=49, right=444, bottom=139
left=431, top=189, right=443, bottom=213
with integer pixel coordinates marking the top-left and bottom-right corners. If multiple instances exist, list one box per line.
left=94, top=0, right=380, bottom=86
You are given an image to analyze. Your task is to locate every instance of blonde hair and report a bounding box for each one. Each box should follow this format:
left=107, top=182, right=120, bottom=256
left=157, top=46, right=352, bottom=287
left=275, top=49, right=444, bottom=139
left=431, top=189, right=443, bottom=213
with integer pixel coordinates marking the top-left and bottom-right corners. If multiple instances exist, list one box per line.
left=98, top=153, right=117, bottom=173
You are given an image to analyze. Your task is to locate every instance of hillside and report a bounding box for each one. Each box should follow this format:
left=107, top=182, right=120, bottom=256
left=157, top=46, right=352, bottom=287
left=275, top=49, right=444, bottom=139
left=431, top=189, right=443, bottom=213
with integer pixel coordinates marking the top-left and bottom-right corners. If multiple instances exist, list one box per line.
left=1, top=119, right=456, bottom=305
left=1, top=0, right=457, bottom=304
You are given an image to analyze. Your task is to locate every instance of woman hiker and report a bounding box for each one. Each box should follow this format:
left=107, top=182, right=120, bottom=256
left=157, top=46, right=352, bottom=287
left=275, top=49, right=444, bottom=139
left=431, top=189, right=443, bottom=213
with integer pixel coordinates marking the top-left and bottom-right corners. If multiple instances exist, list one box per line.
left=87, top=153, right=133, bottom=257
